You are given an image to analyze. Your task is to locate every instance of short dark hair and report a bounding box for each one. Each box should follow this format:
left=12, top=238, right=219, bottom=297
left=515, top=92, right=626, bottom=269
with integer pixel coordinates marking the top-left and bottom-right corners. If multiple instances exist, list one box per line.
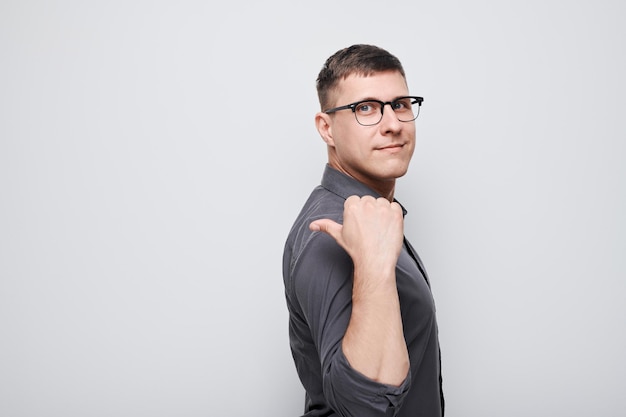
left=316, top=44, right=406, bottom=111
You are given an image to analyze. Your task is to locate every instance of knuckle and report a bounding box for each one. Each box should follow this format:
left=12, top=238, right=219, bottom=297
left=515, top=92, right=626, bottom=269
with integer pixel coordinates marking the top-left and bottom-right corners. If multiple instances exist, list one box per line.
left=345, top=195, right=360, bottom=206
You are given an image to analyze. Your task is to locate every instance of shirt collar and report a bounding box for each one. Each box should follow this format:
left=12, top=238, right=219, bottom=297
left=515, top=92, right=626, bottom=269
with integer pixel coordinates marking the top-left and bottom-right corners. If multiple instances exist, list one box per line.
left=320, top=164, right=408, bottom=217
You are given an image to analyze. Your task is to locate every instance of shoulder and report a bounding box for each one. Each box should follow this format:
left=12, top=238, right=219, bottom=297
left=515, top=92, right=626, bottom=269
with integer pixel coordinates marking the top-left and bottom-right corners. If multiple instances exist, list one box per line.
left=285, top=186, right=344, bottom=257
left=283, top=187, right=350, bottom=282
left=287, top=186, right=345, bottom=247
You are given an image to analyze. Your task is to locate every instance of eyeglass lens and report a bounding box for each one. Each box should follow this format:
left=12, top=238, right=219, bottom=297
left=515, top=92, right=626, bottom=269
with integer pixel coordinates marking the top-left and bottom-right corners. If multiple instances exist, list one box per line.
left=354, top=98, right=420, bottom=126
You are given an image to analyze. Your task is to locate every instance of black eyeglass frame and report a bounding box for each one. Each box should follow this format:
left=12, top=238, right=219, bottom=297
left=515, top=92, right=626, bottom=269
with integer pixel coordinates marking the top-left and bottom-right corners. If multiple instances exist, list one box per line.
left=323, top=96, right=424, bottom=126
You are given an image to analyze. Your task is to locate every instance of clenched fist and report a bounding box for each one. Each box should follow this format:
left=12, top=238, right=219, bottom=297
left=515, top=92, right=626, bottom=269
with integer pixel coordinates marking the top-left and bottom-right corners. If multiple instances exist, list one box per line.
left=310, top=195, right=404, bottom=275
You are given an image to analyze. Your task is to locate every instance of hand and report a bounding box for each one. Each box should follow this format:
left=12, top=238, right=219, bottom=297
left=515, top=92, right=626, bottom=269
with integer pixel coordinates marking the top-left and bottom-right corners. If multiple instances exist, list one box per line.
left=309, top=195, right=404, bottom=272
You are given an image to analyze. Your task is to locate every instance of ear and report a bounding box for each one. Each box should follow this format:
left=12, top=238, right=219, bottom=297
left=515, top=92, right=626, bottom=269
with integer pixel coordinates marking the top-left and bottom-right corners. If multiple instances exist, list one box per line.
left=315, top=112, right=336, bottom=147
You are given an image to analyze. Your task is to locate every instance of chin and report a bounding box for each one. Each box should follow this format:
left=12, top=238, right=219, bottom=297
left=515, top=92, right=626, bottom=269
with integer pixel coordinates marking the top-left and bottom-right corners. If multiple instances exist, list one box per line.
left=381, top=162, right=411, bottom=179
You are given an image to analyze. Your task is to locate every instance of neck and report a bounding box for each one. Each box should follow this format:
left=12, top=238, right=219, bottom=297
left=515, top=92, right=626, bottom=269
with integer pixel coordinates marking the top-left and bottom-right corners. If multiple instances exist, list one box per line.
left=328, top=162, right=397, bottom=202
left=378, top=185, right=396, bottom=202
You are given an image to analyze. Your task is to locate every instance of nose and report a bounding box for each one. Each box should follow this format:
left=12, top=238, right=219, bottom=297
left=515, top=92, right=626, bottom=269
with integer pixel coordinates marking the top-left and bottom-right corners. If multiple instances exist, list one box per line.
left=379, top=103, right=402, bottom=132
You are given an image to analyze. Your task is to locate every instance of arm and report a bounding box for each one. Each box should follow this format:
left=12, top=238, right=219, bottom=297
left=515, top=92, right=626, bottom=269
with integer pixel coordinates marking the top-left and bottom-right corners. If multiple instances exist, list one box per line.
left=310, top=195, right=409, bottom=386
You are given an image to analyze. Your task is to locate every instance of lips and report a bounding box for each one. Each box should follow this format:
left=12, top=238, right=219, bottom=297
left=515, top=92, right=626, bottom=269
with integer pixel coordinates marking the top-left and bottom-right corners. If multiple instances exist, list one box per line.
left=377, top=143, right=405, bottom=151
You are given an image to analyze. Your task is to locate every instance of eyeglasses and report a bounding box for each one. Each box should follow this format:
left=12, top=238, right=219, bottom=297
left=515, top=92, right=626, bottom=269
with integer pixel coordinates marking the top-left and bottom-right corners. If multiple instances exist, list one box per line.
left=324, top=96, right=424, bottom=126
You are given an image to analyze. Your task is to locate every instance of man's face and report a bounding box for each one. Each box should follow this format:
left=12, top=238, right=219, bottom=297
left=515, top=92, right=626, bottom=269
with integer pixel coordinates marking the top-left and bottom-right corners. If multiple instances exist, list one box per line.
left=318, top=71, right=416, bottom=194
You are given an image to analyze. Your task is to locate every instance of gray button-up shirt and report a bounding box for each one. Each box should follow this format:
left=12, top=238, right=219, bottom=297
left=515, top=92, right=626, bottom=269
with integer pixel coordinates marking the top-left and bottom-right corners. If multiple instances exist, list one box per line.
left=283, top=165, right=444, bottom=417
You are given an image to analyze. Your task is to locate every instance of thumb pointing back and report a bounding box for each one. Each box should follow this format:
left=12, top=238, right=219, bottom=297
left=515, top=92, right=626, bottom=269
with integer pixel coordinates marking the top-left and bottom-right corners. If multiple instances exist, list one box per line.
left=309, top=219, right=343, bottom=244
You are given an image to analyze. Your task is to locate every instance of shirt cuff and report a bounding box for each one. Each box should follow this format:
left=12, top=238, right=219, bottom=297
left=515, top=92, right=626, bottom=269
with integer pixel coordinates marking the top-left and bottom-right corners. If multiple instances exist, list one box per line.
left=324, top=347, right=411, bottom=416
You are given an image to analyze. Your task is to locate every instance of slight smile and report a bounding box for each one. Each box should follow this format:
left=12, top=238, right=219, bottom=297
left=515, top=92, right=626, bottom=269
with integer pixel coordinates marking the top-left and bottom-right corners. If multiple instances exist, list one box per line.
left=376, top=143, right=405, bottom=153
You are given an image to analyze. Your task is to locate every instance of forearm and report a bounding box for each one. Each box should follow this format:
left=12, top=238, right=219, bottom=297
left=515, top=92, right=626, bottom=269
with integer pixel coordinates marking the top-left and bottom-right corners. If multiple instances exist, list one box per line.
left=342, top=265, right=409, bottom=386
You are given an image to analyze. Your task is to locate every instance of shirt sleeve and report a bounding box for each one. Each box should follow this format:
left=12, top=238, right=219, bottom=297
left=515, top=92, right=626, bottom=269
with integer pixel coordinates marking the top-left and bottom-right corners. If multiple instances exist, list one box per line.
left=292, top=231, right=411, bottom=417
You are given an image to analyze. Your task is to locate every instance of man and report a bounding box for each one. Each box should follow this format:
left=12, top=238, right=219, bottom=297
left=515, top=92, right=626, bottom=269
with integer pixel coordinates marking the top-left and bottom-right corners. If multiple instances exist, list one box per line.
left=282, top=44, right=444, bottom=417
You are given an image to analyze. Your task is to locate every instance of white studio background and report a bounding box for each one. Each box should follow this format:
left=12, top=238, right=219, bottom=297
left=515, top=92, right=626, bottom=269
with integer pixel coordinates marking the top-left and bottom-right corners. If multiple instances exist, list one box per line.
left=1, top=1, right=624, bottom=416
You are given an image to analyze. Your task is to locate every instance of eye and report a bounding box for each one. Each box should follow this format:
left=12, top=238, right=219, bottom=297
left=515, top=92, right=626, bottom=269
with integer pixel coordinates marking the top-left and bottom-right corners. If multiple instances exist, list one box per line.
left=392, top=98, right=411, bottom=111
left=355, top=101, right=379, bottom=115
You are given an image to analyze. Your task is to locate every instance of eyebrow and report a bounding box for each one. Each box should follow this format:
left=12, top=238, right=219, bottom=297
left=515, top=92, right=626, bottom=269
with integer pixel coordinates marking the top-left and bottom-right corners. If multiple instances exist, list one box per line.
left=354, top=95, right=409, bottom=102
